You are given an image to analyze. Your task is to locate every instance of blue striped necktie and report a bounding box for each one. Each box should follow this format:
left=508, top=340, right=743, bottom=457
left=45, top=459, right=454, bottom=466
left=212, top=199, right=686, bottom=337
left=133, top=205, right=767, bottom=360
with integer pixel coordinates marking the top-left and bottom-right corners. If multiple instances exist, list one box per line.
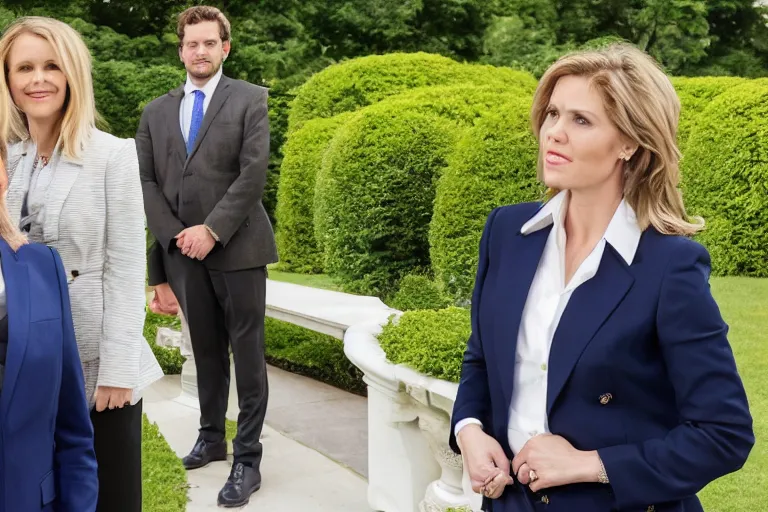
left=186, top=90, right=205, bottom=154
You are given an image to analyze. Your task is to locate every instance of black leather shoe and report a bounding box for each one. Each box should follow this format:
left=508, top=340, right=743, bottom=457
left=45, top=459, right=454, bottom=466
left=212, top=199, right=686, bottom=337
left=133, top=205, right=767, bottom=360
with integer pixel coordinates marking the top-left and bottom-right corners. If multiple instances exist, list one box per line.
left=182, top=438, right=227, bottom=470
left=217, top=462, right=261, bottom=508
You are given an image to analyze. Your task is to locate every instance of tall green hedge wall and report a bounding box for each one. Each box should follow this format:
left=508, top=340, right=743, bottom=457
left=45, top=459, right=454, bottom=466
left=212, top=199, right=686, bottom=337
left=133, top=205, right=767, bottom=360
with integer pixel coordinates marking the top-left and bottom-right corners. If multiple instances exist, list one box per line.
left=277, top=51, right=767, bottom=302
left=681, top=80, right=768, bottom=277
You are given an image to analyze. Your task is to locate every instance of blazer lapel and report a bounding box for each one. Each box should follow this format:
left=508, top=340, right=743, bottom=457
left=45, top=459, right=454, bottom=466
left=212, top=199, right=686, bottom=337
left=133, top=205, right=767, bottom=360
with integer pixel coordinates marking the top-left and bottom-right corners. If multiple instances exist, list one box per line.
left=496, top=225, right=551, bottom=408
left=546, top=246, right=634, bottom=415
left=166, top=85, right=187, bottom=167
left=42, top=148, right=80, bottom=243
left=0, top=239, right=30, bottom=424
left=185, top=76, right=233, bottom=168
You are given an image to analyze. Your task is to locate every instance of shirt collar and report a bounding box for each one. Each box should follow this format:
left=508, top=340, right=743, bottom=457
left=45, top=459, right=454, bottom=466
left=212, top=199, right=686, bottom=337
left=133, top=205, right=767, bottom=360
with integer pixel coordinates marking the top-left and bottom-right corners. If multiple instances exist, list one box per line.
left=184, top=66, right=223, bottom=98
left=520, top=190, right=642, bottom=265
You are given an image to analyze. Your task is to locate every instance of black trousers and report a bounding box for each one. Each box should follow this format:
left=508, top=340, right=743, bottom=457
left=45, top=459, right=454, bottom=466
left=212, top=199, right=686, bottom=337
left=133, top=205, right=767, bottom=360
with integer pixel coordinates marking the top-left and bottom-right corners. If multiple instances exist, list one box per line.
left=91, top=399, right=143, bottom=512
left=164, top=248, right=268, bottom=465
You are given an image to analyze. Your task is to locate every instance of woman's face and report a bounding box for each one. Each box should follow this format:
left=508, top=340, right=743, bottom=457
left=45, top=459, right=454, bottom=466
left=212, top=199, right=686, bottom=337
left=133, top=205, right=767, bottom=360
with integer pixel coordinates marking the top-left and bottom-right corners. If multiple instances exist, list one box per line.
left=6, top=32, right=68, bottom=124
left=539, top=75, right=631, bottom=194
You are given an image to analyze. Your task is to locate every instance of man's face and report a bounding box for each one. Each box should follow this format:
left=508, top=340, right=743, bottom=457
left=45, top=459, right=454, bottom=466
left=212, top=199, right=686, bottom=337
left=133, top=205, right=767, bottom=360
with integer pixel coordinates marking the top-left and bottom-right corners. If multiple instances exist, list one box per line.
left=179, top=21, right=230, bottom=81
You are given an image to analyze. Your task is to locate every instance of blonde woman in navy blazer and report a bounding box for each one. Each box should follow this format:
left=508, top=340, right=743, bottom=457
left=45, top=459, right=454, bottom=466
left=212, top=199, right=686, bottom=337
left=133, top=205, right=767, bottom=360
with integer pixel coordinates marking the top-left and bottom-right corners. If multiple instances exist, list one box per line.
left=450, top=44, right=754, bottom=511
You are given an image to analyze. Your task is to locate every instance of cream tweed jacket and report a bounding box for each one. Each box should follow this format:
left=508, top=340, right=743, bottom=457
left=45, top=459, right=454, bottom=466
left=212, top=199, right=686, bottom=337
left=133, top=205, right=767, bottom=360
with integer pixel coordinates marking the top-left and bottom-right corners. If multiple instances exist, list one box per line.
left=6, top=129, right=164, bottom=407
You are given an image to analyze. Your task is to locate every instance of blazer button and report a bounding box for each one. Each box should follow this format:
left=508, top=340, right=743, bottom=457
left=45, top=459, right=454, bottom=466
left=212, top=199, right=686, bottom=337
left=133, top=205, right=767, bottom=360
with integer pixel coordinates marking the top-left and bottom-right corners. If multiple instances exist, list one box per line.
left=540, top=494, right=549, bottom=504
left=599, top=393, right=613, bottom=405
left=646, top=506, right=655, bottom=512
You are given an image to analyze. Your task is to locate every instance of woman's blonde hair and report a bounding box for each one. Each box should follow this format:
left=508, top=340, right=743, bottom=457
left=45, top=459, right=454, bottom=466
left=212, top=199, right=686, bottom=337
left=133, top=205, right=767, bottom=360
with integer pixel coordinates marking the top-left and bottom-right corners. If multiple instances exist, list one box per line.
left=0, top=16, right=98, bottom=161
left=0, top=144, right=27, bottom=251
left=531, top=43, right=703, bottom=236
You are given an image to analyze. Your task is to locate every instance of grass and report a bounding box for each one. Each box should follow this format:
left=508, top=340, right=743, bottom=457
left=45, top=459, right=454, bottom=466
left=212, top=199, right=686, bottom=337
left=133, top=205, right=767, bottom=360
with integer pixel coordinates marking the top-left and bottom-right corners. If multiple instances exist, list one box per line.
left=267, top=267, right=343, bottom=291
left=698, top=277, right=767, bottom=511
left=143, top=416, right=188, bottom=511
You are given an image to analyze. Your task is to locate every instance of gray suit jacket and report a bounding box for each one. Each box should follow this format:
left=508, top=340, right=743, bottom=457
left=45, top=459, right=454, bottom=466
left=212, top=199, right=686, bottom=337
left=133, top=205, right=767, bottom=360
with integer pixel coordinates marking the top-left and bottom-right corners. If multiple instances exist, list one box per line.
left=137, top=75, right=278, bottom=273
left=6, top=131, right=164, bottom=405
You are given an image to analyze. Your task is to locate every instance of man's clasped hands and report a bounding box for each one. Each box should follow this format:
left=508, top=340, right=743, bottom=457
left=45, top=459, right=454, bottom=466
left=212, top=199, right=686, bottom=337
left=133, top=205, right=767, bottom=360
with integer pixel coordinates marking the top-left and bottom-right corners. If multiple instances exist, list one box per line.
left=457, top=424, right=603, bottom=499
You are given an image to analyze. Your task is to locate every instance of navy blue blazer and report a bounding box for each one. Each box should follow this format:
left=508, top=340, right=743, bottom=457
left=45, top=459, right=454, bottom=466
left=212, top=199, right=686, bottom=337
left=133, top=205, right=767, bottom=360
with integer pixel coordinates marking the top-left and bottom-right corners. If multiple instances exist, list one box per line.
left=449, top=203, right=754, bottom=512
left=0, top=239, right=97, bottom=512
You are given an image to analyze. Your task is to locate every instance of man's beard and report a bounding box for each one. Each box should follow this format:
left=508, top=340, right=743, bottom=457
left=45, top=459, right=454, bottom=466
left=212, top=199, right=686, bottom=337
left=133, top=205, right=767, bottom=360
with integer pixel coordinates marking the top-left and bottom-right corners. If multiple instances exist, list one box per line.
left=187, top=59, right=222, bottom=80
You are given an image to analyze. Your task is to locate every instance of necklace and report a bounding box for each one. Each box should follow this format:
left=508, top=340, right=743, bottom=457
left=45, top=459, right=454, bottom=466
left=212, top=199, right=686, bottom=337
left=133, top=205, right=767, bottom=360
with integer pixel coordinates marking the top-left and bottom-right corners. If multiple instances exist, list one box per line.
left=33, top=153, right=50, bottom=169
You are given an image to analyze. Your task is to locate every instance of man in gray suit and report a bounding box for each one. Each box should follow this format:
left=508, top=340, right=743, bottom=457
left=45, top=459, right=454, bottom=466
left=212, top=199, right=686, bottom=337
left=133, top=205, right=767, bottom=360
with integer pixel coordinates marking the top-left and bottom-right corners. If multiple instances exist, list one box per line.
left=137, top=6, right=277, bottom=507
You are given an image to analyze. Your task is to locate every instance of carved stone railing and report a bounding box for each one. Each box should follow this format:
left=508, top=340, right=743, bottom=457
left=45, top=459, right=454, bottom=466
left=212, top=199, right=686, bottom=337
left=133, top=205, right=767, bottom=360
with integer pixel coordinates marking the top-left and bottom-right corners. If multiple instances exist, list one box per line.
left=344, top=320, right=482, bottom=512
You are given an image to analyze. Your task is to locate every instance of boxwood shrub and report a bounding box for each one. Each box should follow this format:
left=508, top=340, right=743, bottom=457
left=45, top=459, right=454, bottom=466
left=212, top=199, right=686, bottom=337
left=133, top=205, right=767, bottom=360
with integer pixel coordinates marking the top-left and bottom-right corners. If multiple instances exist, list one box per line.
left=374, top=82, right=535, bottom=125
left=313, top=104, right=459, bottom=297
left=288, top=52, right=536, bottom=131
left=681, top=80, right=768, bottom=277
left=264, top=317, right=366, bottom=395
left=388, top=273, right=452, bottom=312
left=671, top=76, right=745, bottom=150
left=430, top=99, right=541, bottom=302
left=378, top=306, right=470, bottom=383
left=274, top=112, right=354, bottom=273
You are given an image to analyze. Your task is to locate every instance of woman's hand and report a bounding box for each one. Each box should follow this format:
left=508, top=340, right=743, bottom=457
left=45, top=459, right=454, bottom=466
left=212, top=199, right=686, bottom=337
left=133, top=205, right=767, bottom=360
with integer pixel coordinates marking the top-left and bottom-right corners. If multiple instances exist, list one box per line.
left=458, top=424, right=514, bottom=498
left=93, top=386, right=133, bottom=412
left=511, top=434, right=602, bottom=492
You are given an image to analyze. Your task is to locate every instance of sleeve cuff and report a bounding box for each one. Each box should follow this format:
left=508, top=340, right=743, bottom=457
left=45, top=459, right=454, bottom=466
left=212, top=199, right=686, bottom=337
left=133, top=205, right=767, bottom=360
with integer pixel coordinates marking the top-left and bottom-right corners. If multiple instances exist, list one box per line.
left=204, top=224, right=220, bottom=242
left=455, top=418, right=483, bottom=438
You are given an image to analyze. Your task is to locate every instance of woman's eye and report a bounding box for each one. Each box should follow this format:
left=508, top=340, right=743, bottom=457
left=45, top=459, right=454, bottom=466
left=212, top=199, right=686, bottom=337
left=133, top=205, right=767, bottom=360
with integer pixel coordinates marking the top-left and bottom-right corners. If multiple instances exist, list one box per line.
left=546, top=110, right=558, bottom=119
left=575, top=116, right=589, bottom=125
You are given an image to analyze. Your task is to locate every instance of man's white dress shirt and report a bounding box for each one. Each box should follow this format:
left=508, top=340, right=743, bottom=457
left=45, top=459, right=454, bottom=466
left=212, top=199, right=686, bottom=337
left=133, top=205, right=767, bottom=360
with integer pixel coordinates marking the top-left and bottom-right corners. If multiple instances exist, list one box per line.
left=455, top=190, right=642, bottom=455
left=179, top=66, right=223, bottom=143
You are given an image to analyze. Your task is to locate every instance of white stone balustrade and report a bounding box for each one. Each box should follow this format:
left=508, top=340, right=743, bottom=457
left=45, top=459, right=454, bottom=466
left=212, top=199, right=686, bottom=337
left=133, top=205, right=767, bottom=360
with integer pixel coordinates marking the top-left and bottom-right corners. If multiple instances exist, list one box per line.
left=153, top=279, right=481, bottom=512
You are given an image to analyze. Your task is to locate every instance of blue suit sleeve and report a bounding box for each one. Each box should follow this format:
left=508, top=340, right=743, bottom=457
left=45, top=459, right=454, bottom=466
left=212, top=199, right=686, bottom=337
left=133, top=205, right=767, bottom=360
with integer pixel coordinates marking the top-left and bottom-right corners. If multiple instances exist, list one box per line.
left=598, top=240, right=754, bottom=509
left=449, top=207, right=500, bottom=454
left=50, top=247, right=99, bottom=511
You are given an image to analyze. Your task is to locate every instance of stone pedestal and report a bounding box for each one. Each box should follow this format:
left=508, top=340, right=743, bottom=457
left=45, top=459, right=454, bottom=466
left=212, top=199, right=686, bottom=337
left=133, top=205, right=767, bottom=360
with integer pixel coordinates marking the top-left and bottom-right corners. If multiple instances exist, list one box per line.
left=344, top=321, right=483, bottom=512
left=177, top=310, right=198, bottom=402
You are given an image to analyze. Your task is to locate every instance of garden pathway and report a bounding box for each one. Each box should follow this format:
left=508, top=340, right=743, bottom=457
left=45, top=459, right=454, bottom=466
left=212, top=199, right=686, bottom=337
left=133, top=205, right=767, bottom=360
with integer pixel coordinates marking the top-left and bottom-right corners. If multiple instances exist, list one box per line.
left=144, top=366, right=371, bottom=511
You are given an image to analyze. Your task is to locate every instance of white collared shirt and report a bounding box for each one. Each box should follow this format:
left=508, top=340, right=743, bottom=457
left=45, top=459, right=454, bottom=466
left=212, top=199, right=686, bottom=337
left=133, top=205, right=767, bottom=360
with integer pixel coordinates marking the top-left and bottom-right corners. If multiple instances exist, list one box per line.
left=179, top=66, right=223, bottom=143
left=455, top=190, right=642, bottom=455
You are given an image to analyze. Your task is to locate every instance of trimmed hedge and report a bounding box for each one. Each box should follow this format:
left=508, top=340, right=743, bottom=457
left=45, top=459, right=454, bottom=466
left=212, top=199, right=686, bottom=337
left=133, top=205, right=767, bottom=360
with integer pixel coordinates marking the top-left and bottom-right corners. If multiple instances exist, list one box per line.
left=144, top=311, right=185, bottom=375
left=274, top=113, right=354, bottom=273
left=264, top=317, right=366, bottom=395
left=671, top=76, right=746, bottom=150
left=289, top=52, right=536, bottom=131
left=314, top=105, right=459, bottom=297
left=430, top=99, right=541, bottom=302
left=378, top=307, right=470, bottom=383
left=681, top=80, right=768, bottom=277
left=388, top=273, right=451, bottom=312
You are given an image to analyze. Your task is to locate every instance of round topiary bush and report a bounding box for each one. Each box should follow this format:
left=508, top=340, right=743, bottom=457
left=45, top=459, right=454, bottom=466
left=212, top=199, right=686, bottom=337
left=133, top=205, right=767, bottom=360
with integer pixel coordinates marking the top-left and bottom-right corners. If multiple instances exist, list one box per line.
left=430, top=99, right=541, bottom=302
left=388, top=273, right=451, bottom=312
left=274, top=112, right=354, bottom=273
left=681, top=79, right=768, bottom=277
left=378, top=306, right=470, bottom=383
left=374, top=82, right=535, bottom=126
left=313, top=104, right=459, bottom=297
left=288, top=52, right=536, bottom=131
left=671, top=76, right=746, bottom=151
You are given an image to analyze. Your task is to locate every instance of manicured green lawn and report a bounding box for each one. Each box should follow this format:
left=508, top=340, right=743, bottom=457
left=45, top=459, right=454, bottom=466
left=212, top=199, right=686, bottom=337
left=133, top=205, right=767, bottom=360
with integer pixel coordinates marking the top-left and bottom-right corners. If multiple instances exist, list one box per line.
left=143, top=416, right=188, bottom=511
left=267, top=267, right=342, bottom=291
left=698, top=277, right=767, bottom=511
